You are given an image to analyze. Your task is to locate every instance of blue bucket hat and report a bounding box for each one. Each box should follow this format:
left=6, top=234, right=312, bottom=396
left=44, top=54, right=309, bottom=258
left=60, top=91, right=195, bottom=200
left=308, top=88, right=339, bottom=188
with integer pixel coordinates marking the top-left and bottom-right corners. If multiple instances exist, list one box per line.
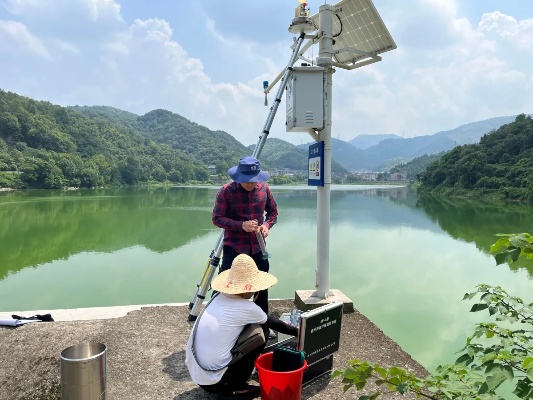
left=228, top=157, right=270, bottom=183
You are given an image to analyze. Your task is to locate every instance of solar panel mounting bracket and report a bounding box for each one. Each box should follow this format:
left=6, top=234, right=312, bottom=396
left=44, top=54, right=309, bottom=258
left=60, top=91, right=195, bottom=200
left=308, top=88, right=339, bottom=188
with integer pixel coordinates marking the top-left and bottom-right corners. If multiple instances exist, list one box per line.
left=332, top=46, right=382, bottom=69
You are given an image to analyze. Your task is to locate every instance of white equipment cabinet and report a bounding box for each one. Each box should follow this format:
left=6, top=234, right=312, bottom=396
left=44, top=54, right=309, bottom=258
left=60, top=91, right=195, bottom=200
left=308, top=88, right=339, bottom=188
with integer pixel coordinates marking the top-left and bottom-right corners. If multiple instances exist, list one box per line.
left=286, top=66, right=325, bottom=132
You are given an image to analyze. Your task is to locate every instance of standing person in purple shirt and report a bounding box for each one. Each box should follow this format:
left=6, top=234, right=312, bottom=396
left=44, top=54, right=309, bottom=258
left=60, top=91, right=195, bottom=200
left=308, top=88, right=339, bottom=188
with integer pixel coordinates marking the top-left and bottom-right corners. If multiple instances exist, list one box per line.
left=212, top=156, right=278, bottom=315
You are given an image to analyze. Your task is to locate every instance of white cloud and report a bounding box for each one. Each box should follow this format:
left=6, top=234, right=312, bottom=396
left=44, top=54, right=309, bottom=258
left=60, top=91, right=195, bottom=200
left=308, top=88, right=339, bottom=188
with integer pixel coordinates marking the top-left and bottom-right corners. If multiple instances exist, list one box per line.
left=50, top=39, right=80, bottom=55
left=1, top=0, right=125, bottom=45
left=479, top=11, right=533, bottom=49
left=3, top=0, right=122, bottom=23
left=0, top=19, right=51, bottom=59
left=85, top=0, right=122, bottom=22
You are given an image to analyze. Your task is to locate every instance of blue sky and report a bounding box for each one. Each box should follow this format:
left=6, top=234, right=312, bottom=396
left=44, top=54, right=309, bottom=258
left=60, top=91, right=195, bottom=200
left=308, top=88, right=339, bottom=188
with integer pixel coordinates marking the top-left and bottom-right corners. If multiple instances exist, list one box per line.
left=1, top=0, right=532, bottom=146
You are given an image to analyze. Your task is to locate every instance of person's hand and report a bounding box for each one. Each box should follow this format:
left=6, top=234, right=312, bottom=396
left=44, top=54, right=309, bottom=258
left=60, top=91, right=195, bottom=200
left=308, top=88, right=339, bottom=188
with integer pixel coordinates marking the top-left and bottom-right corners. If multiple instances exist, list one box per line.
left=242, top=220, right=258, bottom=232
left=259, top=224, right=270, bottom=238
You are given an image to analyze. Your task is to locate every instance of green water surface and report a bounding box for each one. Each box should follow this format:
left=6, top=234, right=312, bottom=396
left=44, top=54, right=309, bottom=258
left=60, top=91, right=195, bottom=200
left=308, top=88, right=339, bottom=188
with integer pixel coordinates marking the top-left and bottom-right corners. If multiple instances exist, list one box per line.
left=1, top=186, right=531, bottom=382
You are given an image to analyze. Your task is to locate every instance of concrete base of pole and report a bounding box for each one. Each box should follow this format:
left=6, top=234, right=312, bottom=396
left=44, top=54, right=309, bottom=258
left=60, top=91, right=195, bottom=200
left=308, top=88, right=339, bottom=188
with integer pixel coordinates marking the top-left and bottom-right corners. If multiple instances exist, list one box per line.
left=294, top=289, right=354, bottom=313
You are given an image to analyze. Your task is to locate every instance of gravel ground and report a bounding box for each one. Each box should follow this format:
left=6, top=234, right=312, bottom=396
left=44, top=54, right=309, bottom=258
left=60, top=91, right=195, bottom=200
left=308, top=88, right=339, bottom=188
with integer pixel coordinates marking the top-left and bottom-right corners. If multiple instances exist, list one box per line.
left=0, top=300, right=428, bottom=400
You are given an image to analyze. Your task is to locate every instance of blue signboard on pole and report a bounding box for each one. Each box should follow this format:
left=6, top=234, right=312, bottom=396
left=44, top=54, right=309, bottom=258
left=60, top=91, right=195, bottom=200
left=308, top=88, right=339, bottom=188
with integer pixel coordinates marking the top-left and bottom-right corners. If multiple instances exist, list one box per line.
left=308, top=141, right=324, bottom=186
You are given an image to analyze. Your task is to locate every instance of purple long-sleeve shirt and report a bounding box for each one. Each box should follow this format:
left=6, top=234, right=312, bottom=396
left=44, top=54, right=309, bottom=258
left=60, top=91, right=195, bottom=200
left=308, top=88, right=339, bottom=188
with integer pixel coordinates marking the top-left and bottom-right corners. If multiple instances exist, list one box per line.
left=212, top=182, right=278, bottom=254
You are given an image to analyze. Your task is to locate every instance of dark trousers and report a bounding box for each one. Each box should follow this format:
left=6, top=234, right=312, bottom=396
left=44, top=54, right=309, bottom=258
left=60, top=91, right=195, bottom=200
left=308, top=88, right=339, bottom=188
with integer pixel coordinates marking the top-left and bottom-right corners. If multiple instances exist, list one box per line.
left=219, top=245, right=270, bottom=314
left=199, top=329, right=268, bottom=393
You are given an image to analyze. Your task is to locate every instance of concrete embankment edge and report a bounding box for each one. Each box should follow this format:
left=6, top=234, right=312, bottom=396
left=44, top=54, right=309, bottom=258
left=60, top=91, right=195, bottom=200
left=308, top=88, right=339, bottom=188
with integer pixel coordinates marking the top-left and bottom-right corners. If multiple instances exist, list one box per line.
left=0, top=302, right=189, bottom=321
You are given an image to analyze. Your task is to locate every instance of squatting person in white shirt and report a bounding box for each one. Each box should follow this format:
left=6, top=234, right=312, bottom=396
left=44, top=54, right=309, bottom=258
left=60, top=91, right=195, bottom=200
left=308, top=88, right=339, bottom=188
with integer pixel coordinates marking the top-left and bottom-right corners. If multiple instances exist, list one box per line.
left=185, top=254, right=298, bottom=399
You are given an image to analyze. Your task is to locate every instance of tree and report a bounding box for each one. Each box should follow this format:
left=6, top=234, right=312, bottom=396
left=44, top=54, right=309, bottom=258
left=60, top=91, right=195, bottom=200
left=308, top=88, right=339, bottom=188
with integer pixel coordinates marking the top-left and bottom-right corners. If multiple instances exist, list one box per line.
left=333, top=233, right=533, bottom=399
left=0, top=138, right=11, bottom=171
left=0, top=112, right=21, bottom=139
left=193, top=165, right=209, bottom=182
left=56, top=153, right=83, bottom=186
left=152, top=165, right=167, bottom=182
left=168, top=169, right=183, bottom=183
left=80, top=162, right=101, bottom=188
left=120, top=156, right=141, bottom=185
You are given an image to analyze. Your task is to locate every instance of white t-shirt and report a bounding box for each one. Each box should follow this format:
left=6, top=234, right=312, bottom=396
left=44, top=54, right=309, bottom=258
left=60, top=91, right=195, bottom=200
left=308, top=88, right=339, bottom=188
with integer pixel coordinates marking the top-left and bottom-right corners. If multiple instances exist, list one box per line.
left=185, top=293, right=267, bottom=385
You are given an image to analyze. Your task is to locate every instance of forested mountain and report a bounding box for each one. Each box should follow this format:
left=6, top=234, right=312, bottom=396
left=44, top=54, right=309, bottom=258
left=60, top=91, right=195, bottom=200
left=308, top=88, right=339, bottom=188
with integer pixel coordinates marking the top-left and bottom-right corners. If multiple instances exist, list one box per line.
left=419, top=114, right=533, bottom=201
left=432, top=115, right=518, bottom=145
left=73, top=106, right=248, bottom=174
left=78, top=106, right=350, bottom=175
left=294, top=116, right=519, bottom=173
left=298, top=138, right=376, bottom=171
left=247, top=138, right=349, bottom=176
left=390, top=152, right=445, bottom=180
left=362, top=134, right=457, bottom=168
left=376, top=157, right=412, bottom=173
left=69, top=105, right=139, bottom=131
left=2, top=91, right=347, bottom=190
left=0, top=90, right=210, bottom=189
left=2, top=88, right=529, bottom=191
left=342, top=116, right=521, bottom=171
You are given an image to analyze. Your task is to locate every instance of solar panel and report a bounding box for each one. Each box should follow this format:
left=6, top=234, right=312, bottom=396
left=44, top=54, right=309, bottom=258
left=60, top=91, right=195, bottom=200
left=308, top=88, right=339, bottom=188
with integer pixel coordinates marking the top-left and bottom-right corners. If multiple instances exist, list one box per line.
left=310, top=0, right=396, bottom=68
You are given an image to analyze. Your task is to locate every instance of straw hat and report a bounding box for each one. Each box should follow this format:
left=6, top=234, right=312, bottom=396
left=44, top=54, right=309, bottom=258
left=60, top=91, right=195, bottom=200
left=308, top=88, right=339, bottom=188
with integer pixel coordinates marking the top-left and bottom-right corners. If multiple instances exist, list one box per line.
left=212, top=254, right=277, bottom=294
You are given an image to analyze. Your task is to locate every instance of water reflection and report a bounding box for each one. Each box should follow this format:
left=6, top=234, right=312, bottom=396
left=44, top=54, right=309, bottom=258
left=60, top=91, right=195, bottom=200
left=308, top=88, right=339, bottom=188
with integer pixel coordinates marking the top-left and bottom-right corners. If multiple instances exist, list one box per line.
left=414, top=193, right=533, bottom=277
left=0, top=187, right=217, bottom=279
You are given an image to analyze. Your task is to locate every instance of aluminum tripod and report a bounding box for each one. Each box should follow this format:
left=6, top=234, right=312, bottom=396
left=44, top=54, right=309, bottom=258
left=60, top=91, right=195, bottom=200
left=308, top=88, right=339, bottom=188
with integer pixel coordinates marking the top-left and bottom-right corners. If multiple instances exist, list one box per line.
left=187, top=32, right=307, bottom=321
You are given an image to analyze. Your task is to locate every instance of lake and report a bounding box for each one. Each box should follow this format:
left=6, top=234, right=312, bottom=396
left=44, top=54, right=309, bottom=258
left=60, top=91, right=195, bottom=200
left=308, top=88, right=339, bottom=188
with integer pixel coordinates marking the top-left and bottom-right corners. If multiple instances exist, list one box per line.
left=1, top=186, right=532, bottom=379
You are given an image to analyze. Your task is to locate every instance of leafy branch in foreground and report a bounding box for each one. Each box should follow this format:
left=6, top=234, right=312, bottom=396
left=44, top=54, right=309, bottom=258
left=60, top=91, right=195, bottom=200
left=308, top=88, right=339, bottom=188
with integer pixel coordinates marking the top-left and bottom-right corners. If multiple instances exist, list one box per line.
left=490, top=233, right=533, bottom=265
left=333, top=285, right=533, bottom=399
left=333, top=232, right=533, bottom=399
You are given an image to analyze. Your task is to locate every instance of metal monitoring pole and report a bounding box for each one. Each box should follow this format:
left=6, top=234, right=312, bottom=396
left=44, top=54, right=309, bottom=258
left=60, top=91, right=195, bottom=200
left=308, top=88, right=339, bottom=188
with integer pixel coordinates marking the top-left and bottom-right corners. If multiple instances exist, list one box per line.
left=187, top=32, right=307, bottom=321
left=301, top=0, right=396, bottom=301
left=314, top=4, right=334, bottom=299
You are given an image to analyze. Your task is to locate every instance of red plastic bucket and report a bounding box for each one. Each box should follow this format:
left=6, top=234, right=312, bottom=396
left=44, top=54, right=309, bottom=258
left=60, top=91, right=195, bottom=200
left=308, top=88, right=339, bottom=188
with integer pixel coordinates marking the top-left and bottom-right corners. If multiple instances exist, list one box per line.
left=255, top=352, right=308, bottom=400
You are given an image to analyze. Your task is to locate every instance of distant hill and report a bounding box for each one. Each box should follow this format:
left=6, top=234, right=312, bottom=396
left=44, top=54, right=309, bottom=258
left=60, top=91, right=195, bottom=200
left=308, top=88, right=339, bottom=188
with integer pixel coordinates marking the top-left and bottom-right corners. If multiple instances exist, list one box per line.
left=73, top=106, right=249, bottom=174
left=298, top=138, right=376, bottom=171
left=432, top=116, right=520, bottom=145
left=335, top=115, right=527, bottom=172
left=0, top=91, right=210, bottom=189
left=376, top=157, right=411, bottom=173
left=3, top=89, right=529, bottom=185
left=46, top=106, right=533, bottom=175
left=249, top=138, right=349, bottom=176
left=364, top=134, right=455, bottom=164
left=289, top=117, right=524, bottom=173
left=70, top=105, right=139, bottom=131
left=359, top=117, right=513, bottom=166
left=349, top=134, right=402, bottom=150
left=419, top=114, right=533, bottom=201
left=390, top=152, right=446, bottom=181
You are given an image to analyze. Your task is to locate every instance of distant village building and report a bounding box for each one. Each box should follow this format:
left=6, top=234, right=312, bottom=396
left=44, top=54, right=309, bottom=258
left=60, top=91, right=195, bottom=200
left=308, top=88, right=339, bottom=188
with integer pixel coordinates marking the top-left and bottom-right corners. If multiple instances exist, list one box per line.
left=361, top=172, right=379, bottom=181
left=207, top=165, right=217, bottom=175
left=388, top=172, right=408, bottom=181
left=270, top=168, right=294, bottom=177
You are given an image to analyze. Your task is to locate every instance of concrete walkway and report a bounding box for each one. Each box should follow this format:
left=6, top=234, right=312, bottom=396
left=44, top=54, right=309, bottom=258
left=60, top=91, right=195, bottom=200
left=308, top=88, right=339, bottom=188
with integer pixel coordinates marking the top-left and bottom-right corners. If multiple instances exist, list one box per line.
left=0, top=300, right=429, bottom=400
